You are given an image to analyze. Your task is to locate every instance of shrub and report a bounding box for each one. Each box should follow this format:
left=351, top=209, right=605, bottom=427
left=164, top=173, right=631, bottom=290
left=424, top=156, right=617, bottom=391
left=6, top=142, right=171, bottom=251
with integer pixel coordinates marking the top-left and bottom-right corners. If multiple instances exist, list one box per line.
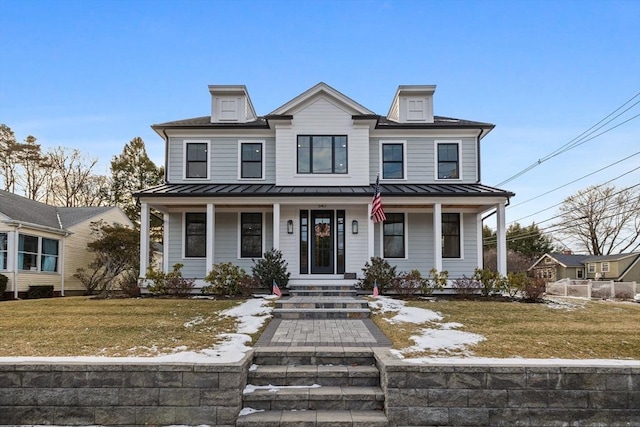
left=473, top=268, right=506, bottom=297
left=451, top=275, right=480, bottom=298
left=203, top=262, right=249, bottom=297
left=392, top=270, right=425, bottom=296
left=120, top=271, right=141, bottom=298
left=0, top=273, right=7, bottom=297
left=252, top=248, right=290, bottom=291
left=27, top=285, right=54, bottom=299
left=424, top=268, right=448, bottom=295
left=506, top=272, right=529, bottom=298
left=146, top=263, right=195, bottom=297
left=521, top=276, right=546, bottom=302
left=359, top=257, right=397, bottom=293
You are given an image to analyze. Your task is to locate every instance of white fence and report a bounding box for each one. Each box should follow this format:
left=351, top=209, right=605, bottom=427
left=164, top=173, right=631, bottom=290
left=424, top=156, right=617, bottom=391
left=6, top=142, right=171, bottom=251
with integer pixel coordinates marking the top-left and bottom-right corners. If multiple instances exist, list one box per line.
left=546, top=278, right=639, bottom=299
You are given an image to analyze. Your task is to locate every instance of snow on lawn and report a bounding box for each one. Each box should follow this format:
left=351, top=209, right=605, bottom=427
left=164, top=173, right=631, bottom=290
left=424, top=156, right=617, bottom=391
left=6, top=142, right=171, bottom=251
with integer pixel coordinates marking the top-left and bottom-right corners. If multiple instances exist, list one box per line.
left=0, top=296, right=274, bottom=365
left=369, top=296, right=485, bottom=357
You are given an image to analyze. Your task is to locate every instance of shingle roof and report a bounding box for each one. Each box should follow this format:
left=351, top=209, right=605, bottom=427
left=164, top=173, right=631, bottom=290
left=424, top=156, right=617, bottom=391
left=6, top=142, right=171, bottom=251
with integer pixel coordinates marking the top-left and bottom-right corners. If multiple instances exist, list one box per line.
left=542, top=252, right=640, bottom=268
left=135, top=183, right=514, bottom=198
left=362, top=115, right=495, bottom=130
left=152, top=116, right=270, bottom=129
left=0, top=190, right=120, bottom=231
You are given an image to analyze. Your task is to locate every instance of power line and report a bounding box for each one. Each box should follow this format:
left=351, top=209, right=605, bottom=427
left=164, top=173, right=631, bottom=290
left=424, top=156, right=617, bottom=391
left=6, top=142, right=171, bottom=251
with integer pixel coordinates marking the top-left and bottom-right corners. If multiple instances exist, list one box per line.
left=507, top=152, right=639, bottom=209
left=494, top=92, right=640, bottom=187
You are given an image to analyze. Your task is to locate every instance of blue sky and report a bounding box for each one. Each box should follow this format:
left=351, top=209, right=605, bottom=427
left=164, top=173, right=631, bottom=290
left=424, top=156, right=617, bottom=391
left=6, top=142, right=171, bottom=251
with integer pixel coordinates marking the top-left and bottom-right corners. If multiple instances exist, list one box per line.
left=1, top=0, right=639, bottom=248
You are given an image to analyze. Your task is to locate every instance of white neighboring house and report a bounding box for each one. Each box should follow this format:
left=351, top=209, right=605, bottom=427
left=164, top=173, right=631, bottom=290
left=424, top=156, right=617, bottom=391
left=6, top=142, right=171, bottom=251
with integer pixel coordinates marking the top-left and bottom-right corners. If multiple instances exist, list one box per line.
left=135, top=83, right=514, bottom=290
left=0, top=190, right=133, bottom=298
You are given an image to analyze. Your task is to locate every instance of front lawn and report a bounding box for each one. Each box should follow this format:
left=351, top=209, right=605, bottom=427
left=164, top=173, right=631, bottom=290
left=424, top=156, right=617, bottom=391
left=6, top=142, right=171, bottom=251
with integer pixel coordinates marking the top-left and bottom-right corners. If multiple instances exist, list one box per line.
left=371, top=297, right=640, bottom=359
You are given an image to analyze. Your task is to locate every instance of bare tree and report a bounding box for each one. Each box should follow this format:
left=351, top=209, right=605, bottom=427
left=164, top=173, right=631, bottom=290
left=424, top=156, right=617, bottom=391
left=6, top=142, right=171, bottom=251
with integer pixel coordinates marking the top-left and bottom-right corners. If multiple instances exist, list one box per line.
left=0, top=124, right=20, bottom=192
left=45, top=147, right=99, bottom=207
left=555, top=185, right=640, bottom=255
left=17, top=136, right=51, bottom=201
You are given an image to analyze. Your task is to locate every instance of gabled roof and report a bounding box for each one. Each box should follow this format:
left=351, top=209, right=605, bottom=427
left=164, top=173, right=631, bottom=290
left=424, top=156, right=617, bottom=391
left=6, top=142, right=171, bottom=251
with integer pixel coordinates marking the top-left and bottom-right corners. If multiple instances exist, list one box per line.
left=529, top=252, right=640, bottom=270
left=135, top=183, right=514, bottom=198
left=0, top=190, right=124, bottom=232
left=269, top=82, right=375, bottom=116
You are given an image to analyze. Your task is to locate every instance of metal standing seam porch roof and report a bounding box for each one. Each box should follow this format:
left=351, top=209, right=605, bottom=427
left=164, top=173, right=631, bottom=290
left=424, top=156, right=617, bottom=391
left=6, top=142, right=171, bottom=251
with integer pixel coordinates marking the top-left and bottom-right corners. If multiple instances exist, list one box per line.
left=135, top=183, right=514, bottom=198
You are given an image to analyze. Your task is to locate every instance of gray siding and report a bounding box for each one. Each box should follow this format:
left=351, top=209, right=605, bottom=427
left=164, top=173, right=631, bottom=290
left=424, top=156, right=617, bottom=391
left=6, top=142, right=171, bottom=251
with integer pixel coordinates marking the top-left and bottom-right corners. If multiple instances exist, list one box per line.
left=168, top=137, right=276, bottom=184
left=370, top=137, right=478, bottom=183
left=443, top=213, right=480, bottom=277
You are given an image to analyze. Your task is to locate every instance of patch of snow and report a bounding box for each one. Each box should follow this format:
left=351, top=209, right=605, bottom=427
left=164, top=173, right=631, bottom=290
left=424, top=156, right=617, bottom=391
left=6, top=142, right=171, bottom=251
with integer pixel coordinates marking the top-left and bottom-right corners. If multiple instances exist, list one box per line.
left=244, top=384, right=322, bottom=394
left=544, top=297, right=587, bottom=311
left=183, top=315, right=208, bottom=328
left=440, top=322, right=463, bottom=330
left=407, top=328, right=485, bottom=353
left=369, top=296, right=443, bottom=323
left=249, top=364, right=258, bottom=371
left=238, top=407, right=265, bottom=416
left=221, top=297, right=273, bottom=334
left=398, top=357, right=640, bottom=367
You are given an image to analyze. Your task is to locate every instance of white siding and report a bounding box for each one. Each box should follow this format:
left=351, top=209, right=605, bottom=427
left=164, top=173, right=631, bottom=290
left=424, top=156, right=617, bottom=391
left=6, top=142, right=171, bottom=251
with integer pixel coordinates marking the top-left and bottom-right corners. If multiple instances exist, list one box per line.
left=275, top=96, right=370, bottom=186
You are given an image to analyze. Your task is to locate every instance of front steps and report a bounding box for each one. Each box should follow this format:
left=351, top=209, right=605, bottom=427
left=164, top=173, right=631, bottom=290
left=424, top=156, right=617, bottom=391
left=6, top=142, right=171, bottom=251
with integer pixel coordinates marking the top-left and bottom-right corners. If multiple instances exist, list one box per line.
left=273, top=282, right=370, bottom=319
left=236, top=348, right=388, bottom=427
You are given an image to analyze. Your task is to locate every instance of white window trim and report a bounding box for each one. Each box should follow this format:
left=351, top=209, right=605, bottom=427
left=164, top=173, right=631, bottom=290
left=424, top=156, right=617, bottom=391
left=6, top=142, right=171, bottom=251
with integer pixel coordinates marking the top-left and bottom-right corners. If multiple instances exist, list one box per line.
left=238, top=140, right=266, bottom=181
left=601, top=262, right=610, bottom=273
left=442, top=211, right=464, bottom=260
left=0, top=232, right=8, bottom=271
left=183, top=140, right=210, bottom=180
left=380, top=212, right=409, bottom=260
left=379, top=140, right=407, bottom=181
left=587, top=263, right=596, bottom=273
left=237, top=211, right=266, bottom=260
left=434, top=140, right=463, bottom=181
left=17, top=233, right=60, bottom=274
left=182, top=211, right=207, bottom=259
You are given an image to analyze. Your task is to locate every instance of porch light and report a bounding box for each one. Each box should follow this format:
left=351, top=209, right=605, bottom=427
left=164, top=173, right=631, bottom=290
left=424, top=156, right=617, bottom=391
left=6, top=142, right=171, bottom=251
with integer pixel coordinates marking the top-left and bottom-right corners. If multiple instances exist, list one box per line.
left=352, top=220, right=358, bottom=234
left=287, top=220, right=294, bottom=234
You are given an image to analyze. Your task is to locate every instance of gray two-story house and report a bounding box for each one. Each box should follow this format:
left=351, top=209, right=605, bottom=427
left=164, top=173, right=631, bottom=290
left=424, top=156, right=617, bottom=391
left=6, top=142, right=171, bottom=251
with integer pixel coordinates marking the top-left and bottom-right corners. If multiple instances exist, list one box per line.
left=136, top=83, right=514, bottom=289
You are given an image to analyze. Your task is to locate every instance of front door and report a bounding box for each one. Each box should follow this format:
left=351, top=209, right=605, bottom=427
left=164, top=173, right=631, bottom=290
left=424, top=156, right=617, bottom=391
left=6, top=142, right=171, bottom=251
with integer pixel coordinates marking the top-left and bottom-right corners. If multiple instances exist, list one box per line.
left=311, top=211, right=333, bottom=274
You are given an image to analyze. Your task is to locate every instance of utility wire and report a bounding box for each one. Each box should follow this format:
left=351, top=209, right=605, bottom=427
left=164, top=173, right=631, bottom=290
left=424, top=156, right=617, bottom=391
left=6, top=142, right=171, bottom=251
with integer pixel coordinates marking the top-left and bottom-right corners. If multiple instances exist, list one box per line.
left=494, top=92, right=640, bottom=187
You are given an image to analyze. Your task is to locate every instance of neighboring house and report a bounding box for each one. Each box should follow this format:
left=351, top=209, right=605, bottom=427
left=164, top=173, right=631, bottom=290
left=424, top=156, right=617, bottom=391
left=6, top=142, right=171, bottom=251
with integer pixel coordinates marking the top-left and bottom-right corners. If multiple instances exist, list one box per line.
left=0, top=190, right=133, bottom=298
left=135, top=83, right=514, bottom=289
left=530, top=252, right=640, bottom=282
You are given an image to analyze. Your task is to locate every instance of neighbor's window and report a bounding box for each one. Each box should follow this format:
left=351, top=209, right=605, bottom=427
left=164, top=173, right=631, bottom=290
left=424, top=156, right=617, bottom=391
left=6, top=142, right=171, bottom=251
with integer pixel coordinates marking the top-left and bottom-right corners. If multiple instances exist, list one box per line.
left=41, top=238, right=59, bottom=272
left=240, top=142, right=263, bottom=179
left=601, top=262, right=610, bottom=273
left=185, top=142, right=208, bottom=178
left=240, top=213, right=262, bottom=258
left=297, top=136, right=347, bottom=174
left=0, top=233, right=8, bottom=270
left=185, top=213, right=206, bottom=257
left=588, top=263, right=596, bottom=274
left=442, top=213, right=461, bottom=258
left=383, top=213, right=405, bottom=258
left=382, top=143, right=404, bottom=179
left=576, top=269, right=584, bottom=279
left=437, top=143, right=459, bottom=179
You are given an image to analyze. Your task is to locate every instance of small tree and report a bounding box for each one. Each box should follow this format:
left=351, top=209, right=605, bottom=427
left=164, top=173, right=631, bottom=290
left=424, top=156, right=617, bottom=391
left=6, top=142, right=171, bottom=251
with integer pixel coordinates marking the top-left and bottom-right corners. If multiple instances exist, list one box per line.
left=252, top=248, right=290, bottom=290
left=74, top=221, right=141, bottom=295
left=359, top=257, right=397, bottom=292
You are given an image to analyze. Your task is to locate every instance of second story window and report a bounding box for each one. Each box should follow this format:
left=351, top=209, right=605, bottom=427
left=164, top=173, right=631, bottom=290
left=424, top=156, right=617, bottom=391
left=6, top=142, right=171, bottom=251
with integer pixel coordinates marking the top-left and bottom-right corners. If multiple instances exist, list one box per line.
left=185, top=213, right=206, bottom=258
left=185, top=142, right=208, bottom=179
left=382, top=142, right=405, bottom=179
left=437, top=142, right=459, bottom=179
left=240, top=142, right=263, bottom=179
left=297, top=136, right=347, bottom=174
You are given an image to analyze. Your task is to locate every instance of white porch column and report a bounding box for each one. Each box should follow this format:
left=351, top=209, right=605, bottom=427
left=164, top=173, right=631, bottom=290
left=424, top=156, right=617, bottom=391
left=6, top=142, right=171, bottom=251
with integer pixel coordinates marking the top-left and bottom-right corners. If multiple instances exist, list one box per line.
left=367, top=203, right=374, bottom=259
left=139, top=202, right=150, bottom=277
left=206, top=203, right=215, bottom=272
left=60, top=235, right=67, bottom=296
left=273, top=203, right=280, bottom=250
left=433, top=203, right=443, bottom=272
left=163, top=213, right=170, bottom=273
left=477, top=213, right=484, bottom=269
left=496, top=202, right=507, bottom=276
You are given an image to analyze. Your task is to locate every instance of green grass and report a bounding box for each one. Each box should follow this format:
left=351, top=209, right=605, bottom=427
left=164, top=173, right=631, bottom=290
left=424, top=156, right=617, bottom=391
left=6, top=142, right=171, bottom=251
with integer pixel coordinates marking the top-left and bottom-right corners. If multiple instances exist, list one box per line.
left=370, top=297, right=640, bottom=359
left=0, top=297, right=250, bottom=357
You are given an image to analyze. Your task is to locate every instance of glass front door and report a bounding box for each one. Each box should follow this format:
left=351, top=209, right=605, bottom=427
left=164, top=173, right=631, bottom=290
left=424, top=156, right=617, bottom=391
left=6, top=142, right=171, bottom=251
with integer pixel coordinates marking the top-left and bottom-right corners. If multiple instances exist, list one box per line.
left=311, top=211, right=333, bottom=274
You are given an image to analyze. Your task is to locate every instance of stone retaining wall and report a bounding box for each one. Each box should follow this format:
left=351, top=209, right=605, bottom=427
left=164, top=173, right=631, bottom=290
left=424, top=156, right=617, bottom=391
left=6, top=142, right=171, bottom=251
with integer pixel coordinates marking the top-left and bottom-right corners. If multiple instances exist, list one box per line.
left=373, top=349, right=639, bottom=426
left=0, top=353, right=252, bottom=427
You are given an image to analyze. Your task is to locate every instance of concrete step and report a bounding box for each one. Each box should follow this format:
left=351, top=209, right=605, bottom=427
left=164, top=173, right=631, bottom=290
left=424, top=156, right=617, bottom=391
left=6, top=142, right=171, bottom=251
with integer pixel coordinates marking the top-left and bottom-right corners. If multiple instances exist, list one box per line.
left=252, top=347, right=376, bottom=366
left=289, top=289, right=359, bottom=297
left=248, top=364, right=380, bottom=387
left=236, top=409, right=388, bottom=427
left=276, top=298, right=369, bottom=310
left=242, top=385, right=385, bottom=411
left=289, top=284, right=356, bottom=291
left=274, top=308, right=371, bottom=319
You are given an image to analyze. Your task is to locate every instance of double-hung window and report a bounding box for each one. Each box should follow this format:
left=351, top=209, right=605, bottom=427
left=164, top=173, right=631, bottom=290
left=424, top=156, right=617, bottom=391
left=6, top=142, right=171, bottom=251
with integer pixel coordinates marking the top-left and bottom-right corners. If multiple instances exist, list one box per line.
left=601, top=262, right=610, bottom=273
left=240, top=142, right=263, bottom=179
left=185, top=142, right=208, bottom=179
left=0, top=233, right=8, bottom=270
left=240, top=213, right=262, bottom=258
left=185, top=213, right=206, bottom=258
left=18, top=235, right=39, bottom=271
left=41, top=238, right=59, bottom=272
left=381, top=142, right=405, bottom=179
left=588, top=263, right=596, bottom=274
left=383, top=213, right=405, bottom=258
left=297, top=136, right=347, bottom=174
left=442, top=213, right=461, bottom=258
left=17, top=234, right=59, bottom=272
left=437, top=142, right=460, bottom=179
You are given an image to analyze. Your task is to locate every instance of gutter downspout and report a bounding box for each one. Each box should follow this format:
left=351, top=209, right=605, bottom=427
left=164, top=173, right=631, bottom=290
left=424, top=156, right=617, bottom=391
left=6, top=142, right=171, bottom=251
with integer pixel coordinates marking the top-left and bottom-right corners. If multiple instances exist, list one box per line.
left=476, top=128, right=484, bottom=183
left=162, top=128, right=169, bottom=183
left=60, top=232, right=70, bottom=297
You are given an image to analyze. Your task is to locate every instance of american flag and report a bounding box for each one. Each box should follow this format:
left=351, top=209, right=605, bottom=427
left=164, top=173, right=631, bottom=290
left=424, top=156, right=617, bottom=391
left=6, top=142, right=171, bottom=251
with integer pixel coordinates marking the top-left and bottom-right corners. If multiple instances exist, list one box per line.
left=272, top=280, right=282, bottom=297
left=372, top=280, right=379, bottom=297
left=371, top=174, right=386, bottom=223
